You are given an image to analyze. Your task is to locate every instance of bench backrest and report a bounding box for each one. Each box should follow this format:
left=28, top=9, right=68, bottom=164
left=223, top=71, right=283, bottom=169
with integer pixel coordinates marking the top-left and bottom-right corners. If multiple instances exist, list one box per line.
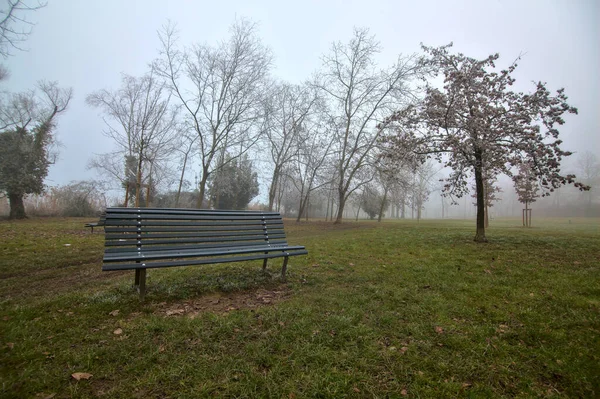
left=104, top=207, right=288, bottom=255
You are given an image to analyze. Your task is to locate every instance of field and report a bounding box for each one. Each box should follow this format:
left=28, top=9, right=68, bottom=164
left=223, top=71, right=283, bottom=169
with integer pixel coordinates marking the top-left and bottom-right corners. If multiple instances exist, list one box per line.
left=0, top=217, right=598, bottom=398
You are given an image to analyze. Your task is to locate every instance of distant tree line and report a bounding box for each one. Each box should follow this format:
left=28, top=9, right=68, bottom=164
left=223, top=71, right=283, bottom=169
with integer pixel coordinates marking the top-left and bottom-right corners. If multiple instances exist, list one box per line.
left=0, top=9, right=592, bottom=242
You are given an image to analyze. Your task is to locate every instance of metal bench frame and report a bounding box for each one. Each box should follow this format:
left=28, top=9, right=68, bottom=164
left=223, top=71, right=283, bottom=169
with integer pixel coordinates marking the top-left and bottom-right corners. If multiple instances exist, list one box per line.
left=85, top=212, right=106, bottom=233
left=101, top=207, right=308, bottom=300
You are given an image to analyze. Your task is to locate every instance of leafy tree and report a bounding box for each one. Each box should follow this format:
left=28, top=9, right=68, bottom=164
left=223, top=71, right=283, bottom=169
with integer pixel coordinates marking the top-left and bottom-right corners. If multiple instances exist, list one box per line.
left=209, top=154, right=259, bottom=210
left=359, top=184, right=388, bottom=220
left=0, top=81, right=72, bottom=218
left=383, top=44, right=588, bottom=242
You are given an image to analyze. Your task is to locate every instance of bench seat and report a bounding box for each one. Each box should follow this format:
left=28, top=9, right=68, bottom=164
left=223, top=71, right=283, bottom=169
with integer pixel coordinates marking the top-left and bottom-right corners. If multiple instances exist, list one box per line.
left=101, top=207, right=308, bottom=299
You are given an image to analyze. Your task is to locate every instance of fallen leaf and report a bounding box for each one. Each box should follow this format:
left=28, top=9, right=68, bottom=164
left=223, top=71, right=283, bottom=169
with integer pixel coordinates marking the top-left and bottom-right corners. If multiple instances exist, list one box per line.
left=109, top=309, right=120, bottom=317
left=6, top=342, right=14, bottom=349
left=113, top=328, right=123, bottom=335
left=71, top=372, right=93, bottom=381
left=165, top=309, right=185, bottom=316
left=462, top=382, right=472, bottom=388
left=400, top=346, right=409, bottom=354
left=353, top=387, right=361, bottom=393
left=349, top=263, right=355, bottom=266
left=35, top=393, right=56, bottom=399
left=435, top=326, right=444, bottom=334
left=401, top=389, right=408, bottom=396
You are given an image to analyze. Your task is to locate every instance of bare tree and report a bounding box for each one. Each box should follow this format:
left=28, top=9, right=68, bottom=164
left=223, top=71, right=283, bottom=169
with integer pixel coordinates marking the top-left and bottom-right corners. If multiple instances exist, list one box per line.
left=154, top=19, right=272, bottom=208
left=263, top=81, right=318, bottom=211
left=575, top=151, right=599, bottom=215
left=0, top=0, right=45, bottom=59
left=317, top=27, right=424, bottom=223
left=0, top=80, right=72, bottom=218
left=291, top=116, right=335, bottom=222
left=87, top=71, right=178, bottom=207
left=173, top=130, right=197, bottom=207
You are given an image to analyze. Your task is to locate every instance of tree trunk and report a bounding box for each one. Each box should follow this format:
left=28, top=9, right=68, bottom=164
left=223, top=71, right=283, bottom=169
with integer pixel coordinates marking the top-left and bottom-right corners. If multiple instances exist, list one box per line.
left=334, top=192, right=346, bottom=224
left=268, top=165, right=280, bottom=212
left=196, top=167, right=209, bottom=208
left=473, top=156, right=488, bottom=242
left=8, top=192, right=26, bottom=219
left=377, top=188, right=388, bottom=222
left=296, top=190, right=307, bottom=223
left=175, top=152, right=189, bottom=207
left=135, top=151, right=144, bottom=208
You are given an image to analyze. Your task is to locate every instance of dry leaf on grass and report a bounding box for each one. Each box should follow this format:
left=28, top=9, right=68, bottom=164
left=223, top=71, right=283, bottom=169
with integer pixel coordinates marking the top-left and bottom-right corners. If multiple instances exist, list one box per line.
left=109, top=309, right=120, bottom=317
left=401, top=388, right=408, bottom=396
left=435, top=326, right=444, bottom=334
left=165, top=309, right=185, bottom=316
left=71, top=372, right=93, bottom=381
left=113, top=328, right=123, bottom=335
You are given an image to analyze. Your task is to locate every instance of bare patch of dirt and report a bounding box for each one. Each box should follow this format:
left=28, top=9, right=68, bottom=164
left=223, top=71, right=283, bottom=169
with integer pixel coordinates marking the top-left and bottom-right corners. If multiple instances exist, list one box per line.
left=155, top=286, right=291, bottom=318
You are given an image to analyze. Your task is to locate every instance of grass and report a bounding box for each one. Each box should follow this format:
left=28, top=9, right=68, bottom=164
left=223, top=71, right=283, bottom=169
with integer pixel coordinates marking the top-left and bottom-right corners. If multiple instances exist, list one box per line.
left=0, top=216, right=598, bottom=398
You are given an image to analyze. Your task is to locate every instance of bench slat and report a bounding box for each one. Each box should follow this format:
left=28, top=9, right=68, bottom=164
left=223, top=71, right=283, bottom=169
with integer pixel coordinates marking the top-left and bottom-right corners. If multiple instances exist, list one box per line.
left=103, top=249, right=308, bottom=271
left=104, top=243, right=306, bottom=262
left=104, top=239, right=291, bottom=254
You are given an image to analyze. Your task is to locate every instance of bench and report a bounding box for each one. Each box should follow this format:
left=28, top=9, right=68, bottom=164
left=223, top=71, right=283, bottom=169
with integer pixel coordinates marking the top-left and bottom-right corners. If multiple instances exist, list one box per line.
left=101, top=207, right=308, bottom=300
left=85, top=212, right=106, bottom=233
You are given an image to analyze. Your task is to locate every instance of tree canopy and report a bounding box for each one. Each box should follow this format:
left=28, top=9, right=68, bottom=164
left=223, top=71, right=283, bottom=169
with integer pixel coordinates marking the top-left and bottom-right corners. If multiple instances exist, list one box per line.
left=0, top=81, right=72, bottom=218
left=382, top=44, right=588, bottom=241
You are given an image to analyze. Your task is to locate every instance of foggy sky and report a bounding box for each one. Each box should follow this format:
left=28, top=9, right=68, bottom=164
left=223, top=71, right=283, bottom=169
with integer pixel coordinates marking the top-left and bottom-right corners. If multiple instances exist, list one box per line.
left=3, top=0, right=599, bottom=190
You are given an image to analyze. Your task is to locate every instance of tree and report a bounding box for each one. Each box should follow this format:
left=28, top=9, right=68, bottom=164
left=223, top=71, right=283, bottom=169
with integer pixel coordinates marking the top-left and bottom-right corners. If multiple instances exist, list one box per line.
left=290, top=108, right=334, bottom=222
left=575, top=151, right=599, bottom=215
left=359, top=183, right=387, bottom=220
left=383, top=44, right=588, bottom=242
left=0, top=0, right=46, bottom=80
left=209, top=153, right=259, bottom=210
left=0, top=81, right=72, bottom=218
left=513, top=162, right=539, bottom=226
left=87, top=71, right=179, bottom=207
left=264, top=81, right=317, bottom=211
left=0, top=0, right=45, bottom=58
left=317, top=27, right=424, bottom=224
left=154, top=19, right=271, bottom=208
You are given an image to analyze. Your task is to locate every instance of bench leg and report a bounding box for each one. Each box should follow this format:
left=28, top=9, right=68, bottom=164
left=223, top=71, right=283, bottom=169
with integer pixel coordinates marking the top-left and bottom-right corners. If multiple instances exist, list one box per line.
left=134, top=268, right=147, bottom=301
left=262, top=256, right=268, bottom=271
left=281, top=256, right=289, bottom=280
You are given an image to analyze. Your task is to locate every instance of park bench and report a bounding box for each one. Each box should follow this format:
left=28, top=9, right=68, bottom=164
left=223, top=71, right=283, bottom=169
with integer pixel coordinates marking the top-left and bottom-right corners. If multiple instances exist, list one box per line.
left=101, top=207, right=308, bottom=300
left=84, top=211, right=106, bottom=233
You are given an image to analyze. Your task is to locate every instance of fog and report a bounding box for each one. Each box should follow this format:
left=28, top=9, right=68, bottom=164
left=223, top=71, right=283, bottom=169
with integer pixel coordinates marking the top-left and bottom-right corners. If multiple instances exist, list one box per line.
left=1, top=0, right=598, bottom=219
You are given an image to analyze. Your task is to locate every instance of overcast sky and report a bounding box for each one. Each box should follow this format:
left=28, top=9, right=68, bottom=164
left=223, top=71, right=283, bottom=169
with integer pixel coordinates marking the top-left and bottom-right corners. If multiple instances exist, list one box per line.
left=3, top=0, right=599, bottom=191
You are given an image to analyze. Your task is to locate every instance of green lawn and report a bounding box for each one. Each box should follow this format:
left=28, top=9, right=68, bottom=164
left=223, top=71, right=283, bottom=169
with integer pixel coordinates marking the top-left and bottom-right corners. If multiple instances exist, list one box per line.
left=0, top=217, right=598, bottom=398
